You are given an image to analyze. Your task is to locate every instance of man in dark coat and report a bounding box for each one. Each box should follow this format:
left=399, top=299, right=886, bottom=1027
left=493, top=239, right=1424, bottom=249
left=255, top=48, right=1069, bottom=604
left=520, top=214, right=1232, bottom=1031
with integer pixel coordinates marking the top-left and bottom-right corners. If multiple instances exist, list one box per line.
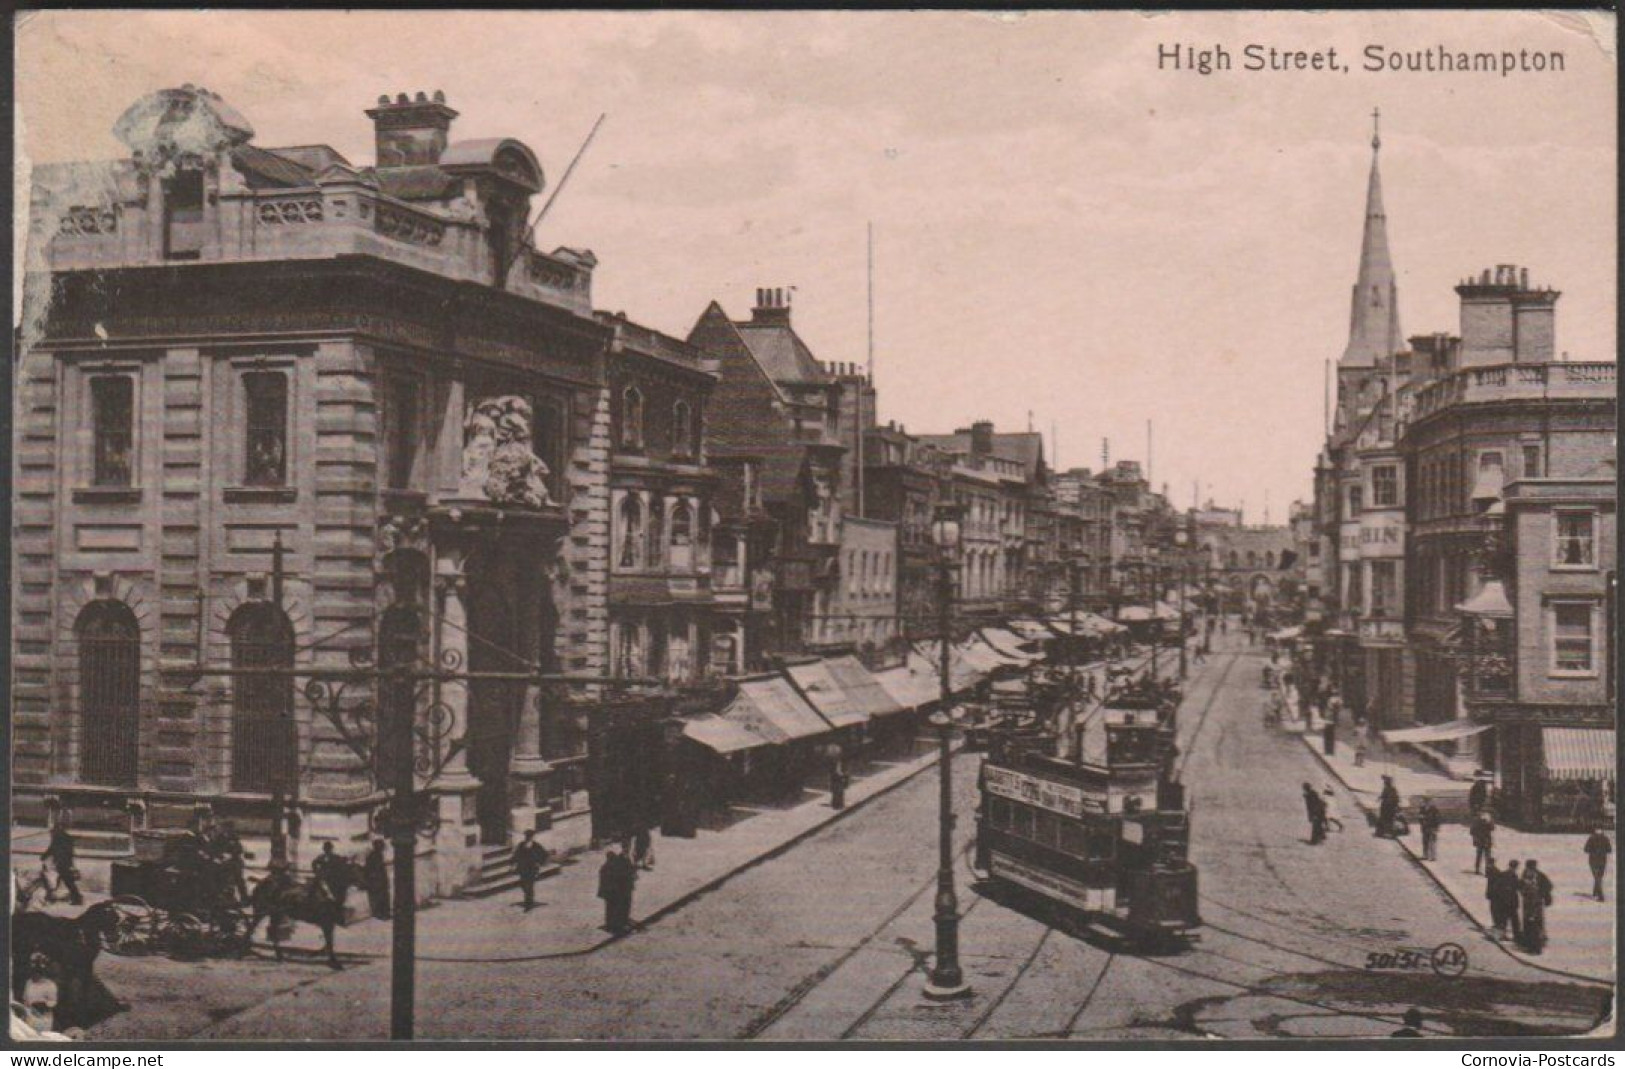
left=41, top=826, right=83, bottom=906
left=598, top=847, right=637, bottom=934
left=211, top=820, right=250, bottom=904
left=1518, top=860, right=1553, bottom=954
left=312, top=842, right=347, bottom=909
left=1470, top=811, right=1495, bottom=874
left=1468, top=776, right=1489, bottom=817
left=1302, top=782, right=1327, bottom=845
left=513, top=830, right=550, bottom=912
left=1376, top=776, right=1401, bottom=839
left=363, top=839, right=391, bottom=921
left=1418, top=798, right=1442, bottom=862
left=1484, top=860, right=1506, bottom=935
left=1584, top=828, right=1612, bottom=901
left=1499, top=860, right=1523, bottom=942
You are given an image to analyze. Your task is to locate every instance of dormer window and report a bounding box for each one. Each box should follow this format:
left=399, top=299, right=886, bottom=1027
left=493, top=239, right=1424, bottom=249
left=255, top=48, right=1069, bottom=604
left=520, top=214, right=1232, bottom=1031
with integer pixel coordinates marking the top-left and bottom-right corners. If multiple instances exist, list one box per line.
left=621, top=386, right=644, bottom=450
left=163, top=168, right=205, bottom=260
left=672, top=401, right=693, bottom=458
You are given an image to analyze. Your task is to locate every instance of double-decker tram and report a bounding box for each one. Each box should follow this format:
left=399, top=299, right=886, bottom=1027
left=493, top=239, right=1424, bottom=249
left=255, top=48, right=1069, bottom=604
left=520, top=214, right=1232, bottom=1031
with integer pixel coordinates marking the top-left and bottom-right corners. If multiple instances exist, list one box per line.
left=974, top=689, right=1200, bottom=943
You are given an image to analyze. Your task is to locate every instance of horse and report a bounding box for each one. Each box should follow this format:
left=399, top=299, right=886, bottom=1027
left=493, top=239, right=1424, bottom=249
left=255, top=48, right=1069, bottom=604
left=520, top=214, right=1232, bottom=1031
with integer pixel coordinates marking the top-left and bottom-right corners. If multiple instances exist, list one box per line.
left=10, top=902, right=127, bottom=1032
left=246, top=858, right=360, bottom=970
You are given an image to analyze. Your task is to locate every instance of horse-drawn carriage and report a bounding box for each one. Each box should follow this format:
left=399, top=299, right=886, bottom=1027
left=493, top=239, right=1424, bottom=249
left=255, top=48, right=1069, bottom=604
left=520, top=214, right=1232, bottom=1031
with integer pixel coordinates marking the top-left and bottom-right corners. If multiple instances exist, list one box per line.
left=102, top=830, right=255, bottom=959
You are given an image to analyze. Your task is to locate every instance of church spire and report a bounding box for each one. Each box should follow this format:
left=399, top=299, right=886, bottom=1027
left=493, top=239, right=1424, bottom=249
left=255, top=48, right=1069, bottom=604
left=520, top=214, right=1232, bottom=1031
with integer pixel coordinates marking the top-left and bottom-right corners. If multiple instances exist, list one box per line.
left=1340, top=108, right=1403, bottom=368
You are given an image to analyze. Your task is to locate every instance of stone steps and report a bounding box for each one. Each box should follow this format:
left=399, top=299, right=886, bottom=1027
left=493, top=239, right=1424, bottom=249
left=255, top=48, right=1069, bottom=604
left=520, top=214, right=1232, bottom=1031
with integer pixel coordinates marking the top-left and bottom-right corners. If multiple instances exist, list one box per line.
left=456, top=843, right=559, bottom=899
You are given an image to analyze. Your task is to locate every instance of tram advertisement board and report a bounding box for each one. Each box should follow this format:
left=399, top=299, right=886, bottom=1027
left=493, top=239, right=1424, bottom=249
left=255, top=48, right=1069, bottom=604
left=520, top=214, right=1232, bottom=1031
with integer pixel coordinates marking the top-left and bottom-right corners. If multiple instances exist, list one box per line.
left=984, top=765, right=1105, bottom=818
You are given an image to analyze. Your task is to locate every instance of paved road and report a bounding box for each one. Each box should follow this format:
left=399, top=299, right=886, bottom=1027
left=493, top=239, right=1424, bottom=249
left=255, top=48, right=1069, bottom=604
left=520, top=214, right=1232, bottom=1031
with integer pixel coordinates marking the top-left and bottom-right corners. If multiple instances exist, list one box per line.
left=103, top=637, right=1610, bottom=1040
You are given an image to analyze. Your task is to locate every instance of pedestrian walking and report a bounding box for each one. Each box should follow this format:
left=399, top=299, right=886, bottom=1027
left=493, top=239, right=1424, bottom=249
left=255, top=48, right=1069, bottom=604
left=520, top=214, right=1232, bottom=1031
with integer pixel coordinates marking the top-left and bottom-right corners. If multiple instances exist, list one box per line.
left=1303, top=782, right=1327, bottom=845
left=632, top=826, right=655, bottom=870
left=363, top=839, right=391, bottom=920
left=1376, top=776, right=1401, bottom=839
left=1418, top=798, right=1442, bottom=862
left=513, top=829, right=550, bottom=911
left=1500, top=860, right=1524, bottom=943
left=1518, top=860, right=1553, bottom=954
left=1584, top=828, right=1612, bottom=901
left=1322, top=717, right=1337, bottom=756
left=1484, top=859, right=1507, bottom=936
left=1326, top=693, right=1344, bottom=725
left=41, top=825, right=84, bottom=906
left=598, top=847, right=638, bottom=934
left=1470, top=811, right=1495, bottom=874
left=312, top=841, right=348, bottom=911
left=1321, top=787, right=1344, bottom=833
left=1468, top=775, right=1489, bottom=818
left=1391, top=1007, right=1426, bottom=1037
left=212, top=819, right=250, bottom=904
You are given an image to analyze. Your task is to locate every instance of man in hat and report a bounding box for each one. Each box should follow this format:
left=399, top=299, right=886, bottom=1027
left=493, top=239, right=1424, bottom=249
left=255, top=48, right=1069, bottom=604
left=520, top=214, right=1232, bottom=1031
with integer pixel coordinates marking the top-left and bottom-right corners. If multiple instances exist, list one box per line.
left=1470, top=811, right=1495, bottom=874
left=1468, top=774, right=1490, bottom=819
left=1376, top=776, right=1401, bottom=839
left=1302, top=782, right=1327, bottom=845
left=512, top=829, right=550, bottom=912
left=363, top=839, right=391, bottom=921
left=1498, top=860, right=1523, bottom=943
left=1584, top=828, right=1612, bottom=901
left=1417, top=797, right=1442, bottom=862
left=41, top=825, right=84, bottom=907
left=597, top=846, right=638, bottom=934
left=1391, top=1007, right=1425, bottom=1037
left=1519, top=860, right=1553, bottom=954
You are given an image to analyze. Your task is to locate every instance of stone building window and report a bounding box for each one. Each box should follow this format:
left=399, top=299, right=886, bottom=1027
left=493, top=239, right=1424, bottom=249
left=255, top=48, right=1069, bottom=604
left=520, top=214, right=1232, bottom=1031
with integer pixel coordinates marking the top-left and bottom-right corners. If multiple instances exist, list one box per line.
left=1371, top=465, right=1398, bottom=508
left=163, top=168, right=205, bottom=260
left=76, top=600, right=140, bottom=787
left=646, top=497, right=666, bottom=571
left=672, top=401, right=693, bottom=458
left=670, top=501, right=693, bottom=571
left=384, top=375, right=422, bottom=491
left=1554, top=511, right=1596, bottom=569
left=620, top=386, right=644, bottom=450
left=243, top=371, right=289, bottom=487
left=1347, top=484, right=1363, bottom=515
left=1551, top=601, right=1597, bottom=675
left=229, top=602, right=297, bottom=794
left=90, top=375, right=135, bottom=487
left=1522, top=443, right=1543, bottom=479
left=617, top=495, right=643, bottom=570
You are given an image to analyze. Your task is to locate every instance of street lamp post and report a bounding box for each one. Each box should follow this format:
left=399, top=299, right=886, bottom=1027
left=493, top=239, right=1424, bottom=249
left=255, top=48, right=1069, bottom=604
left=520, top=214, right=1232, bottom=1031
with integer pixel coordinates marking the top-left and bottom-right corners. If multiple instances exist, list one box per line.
left=1174, top=530, right=1189, bottom=680
left=924, top=502, right=971, bottom=1001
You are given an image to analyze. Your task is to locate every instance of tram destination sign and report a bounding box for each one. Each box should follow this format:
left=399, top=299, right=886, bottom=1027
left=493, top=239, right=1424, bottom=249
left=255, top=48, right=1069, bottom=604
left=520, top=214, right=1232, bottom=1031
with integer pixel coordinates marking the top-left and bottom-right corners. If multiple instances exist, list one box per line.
left=984, top=765, right=1106, bottom=818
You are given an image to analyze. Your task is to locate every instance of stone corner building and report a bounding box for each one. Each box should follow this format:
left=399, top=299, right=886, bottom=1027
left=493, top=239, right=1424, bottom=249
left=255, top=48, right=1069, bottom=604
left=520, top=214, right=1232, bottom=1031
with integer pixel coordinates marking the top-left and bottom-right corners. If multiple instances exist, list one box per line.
left=14, top=85, right=623, bottom=893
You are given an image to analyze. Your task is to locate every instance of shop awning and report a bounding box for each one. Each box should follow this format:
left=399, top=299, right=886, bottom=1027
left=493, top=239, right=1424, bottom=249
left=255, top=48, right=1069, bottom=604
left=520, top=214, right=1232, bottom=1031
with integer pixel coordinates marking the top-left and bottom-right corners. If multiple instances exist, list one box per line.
left=873, top=663, right=940, bottom=710
left=1047, top=612, right=1126, bottom=636
left=1270, top=626, right=1304, bottom=641
left=1543, top=727, right=1616, bottom=783
left=1381, top=719, right=1493, bottom=745
left=1006, top=618, right=1053, bottom=642
left=1116, top=604, right=1178, bottom=623
left=682, top=714, right=772, bottom=754
left=909, top=646, right=980, bottom=692
left=1455, top=580, right=1514, bottom=619
left=727, top=676, right=834, bottom=742
left=824, top=655, right=908, bottom=719
left=785, top=660, right=869, bottom=729
left=956, top=639, right=1008, bottom=676
left=980, top=628, right=1040, bottom=663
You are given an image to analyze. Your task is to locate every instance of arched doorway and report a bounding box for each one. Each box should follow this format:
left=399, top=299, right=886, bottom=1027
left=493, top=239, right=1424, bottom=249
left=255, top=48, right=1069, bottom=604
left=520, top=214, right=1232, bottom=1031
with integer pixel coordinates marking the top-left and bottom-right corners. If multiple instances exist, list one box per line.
left=76, top=600, right=141, bottom=787
left=229, top=603, right=297, bottom=794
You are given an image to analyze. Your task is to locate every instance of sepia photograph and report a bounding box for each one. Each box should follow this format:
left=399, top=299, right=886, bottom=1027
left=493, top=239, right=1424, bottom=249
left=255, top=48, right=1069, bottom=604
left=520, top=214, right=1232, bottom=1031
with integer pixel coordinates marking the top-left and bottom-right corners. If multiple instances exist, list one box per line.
left=8, top=8, right=1618, bottom=1046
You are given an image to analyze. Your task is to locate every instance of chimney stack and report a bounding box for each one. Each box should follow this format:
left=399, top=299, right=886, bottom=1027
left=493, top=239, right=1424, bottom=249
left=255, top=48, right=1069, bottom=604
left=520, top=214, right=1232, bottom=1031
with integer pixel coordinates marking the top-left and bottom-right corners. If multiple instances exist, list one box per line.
left=970, top=420, right=995, bottom=456
left=1456, top=263, right=1560, bottom=367
left=751, top=286, right=793, bottom=326
left=366, top=90, right=458, bottom=167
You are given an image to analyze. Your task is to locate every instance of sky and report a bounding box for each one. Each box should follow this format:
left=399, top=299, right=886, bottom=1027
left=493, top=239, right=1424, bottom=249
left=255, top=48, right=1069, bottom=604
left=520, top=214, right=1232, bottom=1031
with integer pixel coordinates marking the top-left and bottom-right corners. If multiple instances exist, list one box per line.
left=15, top=10, right=1617, bottom=519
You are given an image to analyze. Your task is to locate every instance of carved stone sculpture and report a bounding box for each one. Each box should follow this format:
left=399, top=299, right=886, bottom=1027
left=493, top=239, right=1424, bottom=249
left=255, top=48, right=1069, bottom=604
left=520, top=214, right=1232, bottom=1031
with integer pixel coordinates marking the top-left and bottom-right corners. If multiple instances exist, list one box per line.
left=459, top=396, right=555, bottom=508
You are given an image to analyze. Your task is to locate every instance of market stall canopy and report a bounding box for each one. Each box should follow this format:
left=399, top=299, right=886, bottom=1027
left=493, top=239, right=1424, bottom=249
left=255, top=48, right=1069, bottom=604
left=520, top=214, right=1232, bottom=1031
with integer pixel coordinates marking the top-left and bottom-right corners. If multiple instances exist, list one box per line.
left=726, top=675, right=835, bottom=742
left=682, top=714, right=772, bottom=754
left=1047, top=612, right=1125, bottom=636
left=909, top=645, right=980, bottom=692
left=1269, top=626, right=1304, bottom=642
left=1543, top=727, right=1615, bottom=783
left=1116, top=604, right=1179, bottom=623
left=785, top=659, right=869, bottom=729
left=1455, top=580, right=1514, bottom=619
left=1006, top=618, right=1053, bottom=642
left=980, top=628, right=1041, bottom=663
left=873, top=662, right=941, bottom=710
left=824, top=655, right=908, bottom=719
left=956, top=638, right=1008, bottom=676
left=1380, top=720, right=1492, bottom=745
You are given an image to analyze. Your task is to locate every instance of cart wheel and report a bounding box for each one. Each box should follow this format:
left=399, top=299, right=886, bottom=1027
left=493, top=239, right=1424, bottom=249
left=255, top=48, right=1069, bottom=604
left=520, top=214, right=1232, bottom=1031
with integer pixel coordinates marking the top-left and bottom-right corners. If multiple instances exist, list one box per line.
left=165, top=912, right=210, bottom=960
left=101, top=898, right=157, bottom=956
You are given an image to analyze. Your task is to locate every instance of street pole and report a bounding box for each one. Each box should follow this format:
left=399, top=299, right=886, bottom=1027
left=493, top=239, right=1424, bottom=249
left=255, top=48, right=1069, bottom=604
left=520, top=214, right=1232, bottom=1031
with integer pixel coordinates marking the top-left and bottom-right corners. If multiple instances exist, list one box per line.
left=925, top=551, right=970, bottom=1000
left=378, top=660, right=418, bottom=1041
left=1178, top=559, right=1188, bottom=680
